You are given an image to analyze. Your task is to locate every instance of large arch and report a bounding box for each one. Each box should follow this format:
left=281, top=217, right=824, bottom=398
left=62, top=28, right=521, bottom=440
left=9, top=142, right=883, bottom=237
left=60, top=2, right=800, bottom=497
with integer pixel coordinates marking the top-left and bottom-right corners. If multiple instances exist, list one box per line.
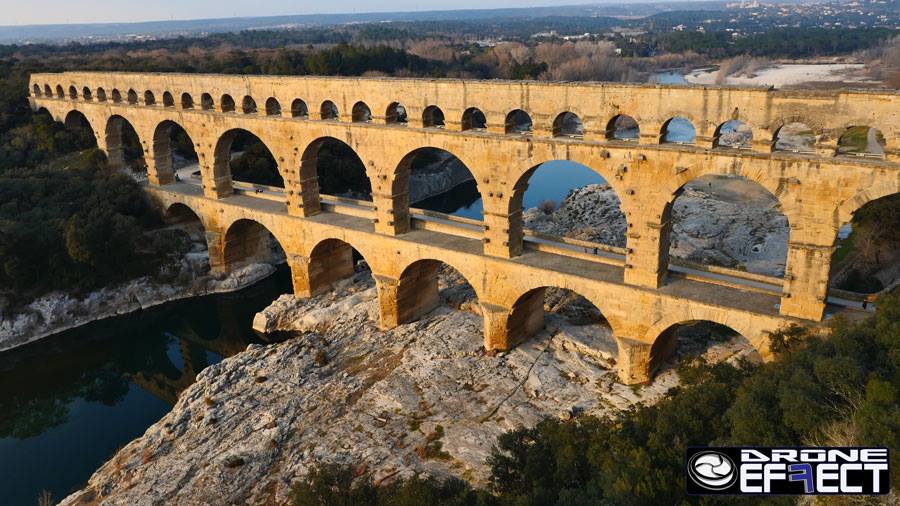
left=388, top=258, right=480, bottom=326
left=509, top=159, right=624, bottom=255
left=393, top=147, right=483, bottom=222
left=836, top=126, right=886, bottom=158
left=506, top=286, right=618, bottom=365
left=163, top=202, right=208, bottom=252
left=304, top=237, right=372, bottom=297
left=105, top=114, right=144, bottom=172
left=300, top=136, right=371, bottom=206
left=648, top=320, right=760, bottom=379
left=663, top=174, right=789, bottom=278
left=222, top=219, right=287, bottom=274
left=213, top=128, right=284, bottom=188
left=829, top=192, right=900, bottom=294
left=152, top=120, right=199, bottom=185
left=606, top=114, right=639, bottom=141
left=63, top=110, right=98, bottom=149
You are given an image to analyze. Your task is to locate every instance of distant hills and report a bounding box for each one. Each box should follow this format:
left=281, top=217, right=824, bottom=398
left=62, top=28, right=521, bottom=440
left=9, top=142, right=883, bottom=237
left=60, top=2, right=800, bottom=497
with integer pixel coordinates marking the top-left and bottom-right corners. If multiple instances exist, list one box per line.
left=0, top=2, right=726, bottom=44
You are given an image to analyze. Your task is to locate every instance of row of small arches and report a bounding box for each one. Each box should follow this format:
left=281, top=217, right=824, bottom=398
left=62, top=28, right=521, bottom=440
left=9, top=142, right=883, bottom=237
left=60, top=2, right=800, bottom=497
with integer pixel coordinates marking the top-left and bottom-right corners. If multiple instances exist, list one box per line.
left=34, top=83, right=888, bottom=155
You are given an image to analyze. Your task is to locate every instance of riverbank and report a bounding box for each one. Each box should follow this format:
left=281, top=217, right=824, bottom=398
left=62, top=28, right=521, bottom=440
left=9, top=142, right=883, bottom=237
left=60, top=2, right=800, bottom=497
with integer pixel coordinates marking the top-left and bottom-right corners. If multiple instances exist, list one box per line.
left=0, top=243, right=276, bottom=354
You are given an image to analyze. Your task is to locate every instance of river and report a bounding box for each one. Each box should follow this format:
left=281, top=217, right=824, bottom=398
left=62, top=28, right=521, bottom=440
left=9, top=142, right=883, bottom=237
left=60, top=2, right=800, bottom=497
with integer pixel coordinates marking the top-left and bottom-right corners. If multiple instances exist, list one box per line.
left=0, top=268, right=293, bottom=505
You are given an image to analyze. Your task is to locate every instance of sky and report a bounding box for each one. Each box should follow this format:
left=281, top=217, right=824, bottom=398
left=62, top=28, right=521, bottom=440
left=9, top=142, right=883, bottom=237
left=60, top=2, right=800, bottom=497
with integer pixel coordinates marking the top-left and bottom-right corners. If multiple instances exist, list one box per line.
left=1, top=0, right=625, bottom=26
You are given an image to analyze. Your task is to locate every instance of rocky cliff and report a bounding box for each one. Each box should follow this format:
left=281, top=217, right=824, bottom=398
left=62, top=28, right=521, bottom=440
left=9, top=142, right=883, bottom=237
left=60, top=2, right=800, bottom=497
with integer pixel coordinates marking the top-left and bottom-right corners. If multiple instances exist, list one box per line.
left=61, top=267, right=757, bottom=506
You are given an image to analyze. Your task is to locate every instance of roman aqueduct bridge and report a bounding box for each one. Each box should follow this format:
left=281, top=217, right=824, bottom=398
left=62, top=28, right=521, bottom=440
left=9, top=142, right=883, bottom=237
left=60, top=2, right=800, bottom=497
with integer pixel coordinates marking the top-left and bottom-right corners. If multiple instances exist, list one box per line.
left=29, top=71, right=900, bottom=383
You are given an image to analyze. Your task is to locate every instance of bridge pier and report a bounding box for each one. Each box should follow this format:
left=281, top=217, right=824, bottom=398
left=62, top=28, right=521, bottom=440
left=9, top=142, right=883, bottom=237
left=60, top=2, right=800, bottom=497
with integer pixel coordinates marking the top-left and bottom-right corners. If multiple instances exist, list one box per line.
left=780, top=241, right=832, bottom=320
left=615, top=337, right=653, bottom=385
left=205, top=228, right=227, bottom=276
left=375, top=265, right=442, bottom=330
left=622, top=207, right=672, bottom=289
left=374, top=191, right=411, bottom=235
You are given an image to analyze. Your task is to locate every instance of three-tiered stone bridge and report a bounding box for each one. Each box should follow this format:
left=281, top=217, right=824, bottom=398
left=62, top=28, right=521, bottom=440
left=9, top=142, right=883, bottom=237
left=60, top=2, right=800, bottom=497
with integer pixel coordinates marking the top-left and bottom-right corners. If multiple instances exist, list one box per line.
left=28, top=72, right=900, bottom=383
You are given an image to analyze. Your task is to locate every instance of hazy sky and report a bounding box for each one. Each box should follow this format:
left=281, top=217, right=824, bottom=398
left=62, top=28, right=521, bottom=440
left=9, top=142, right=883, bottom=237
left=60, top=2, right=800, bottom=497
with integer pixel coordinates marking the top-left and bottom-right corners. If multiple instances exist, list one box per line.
left=2, top=0, right=620, bottom=26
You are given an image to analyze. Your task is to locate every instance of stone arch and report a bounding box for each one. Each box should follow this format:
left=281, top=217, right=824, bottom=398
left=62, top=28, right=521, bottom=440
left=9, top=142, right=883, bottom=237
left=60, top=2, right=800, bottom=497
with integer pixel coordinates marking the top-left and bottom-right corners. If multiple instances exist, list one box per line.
left=386, top=102, right=408, bottom=125
left=152, top=119, right=199, bottom=185
left=213, top=128, right=284, bottom=188
left=660, top=117, right=696, bottom=144
left=713, top=120, right=753, bottom=149
left=462, top=107, right=487, bottom=131
left=220, top=94, right=235, bottom=113
left=389, top=258, right=481, bottom=326
left=505, top=109, right=532, bottom=135
left=68, top=85, right=77, bottom=99
left=352, top=101, right=372, bottom=123
left=423, top=105, right=445, bottom=128
left=162, top=91, right=175, bottom=107
left=393, top=147, right=483, bottom=225
left=265, top=97, right=281, bottom=116
left=291, top=99, right=308, bottom=118
left=836, top=126, right=886, bottom=158
left=97, top=88, right=107, bottom=102
left=506, top=286, right=619, bottom=360
left=81, top=86, right=92, bottom=101
left=300, top=136, right=371, bottom=208
left=163, top=202, right=208, bottom=250
left=241, top=95, right=257, bottom=114
left=127, top=89, right=138, bottom=104
left=222, top=218, right=287, bottom=274
left=201, top=93, right=214, bottom=111
left=552, top=112, right=584, bottom=138
left=43, top=84, right=52, bottom=96
left=606, top=114, right=639, bottom=141
left=508, top=159, right=624, bottom=255
left=111, top=89, right=122, bottom=103
left=830, top=192, right=900, bottom=294
left=105, top=114, right=144, bottom=173
left=181, top=93, right=194, bottom=109
left=773, top=121, right=815, bottom=153
left=304, top=237, right=372, bottom=297
left=144, top=90, right=156, bottom=106
left=32, top=83, right=41, bottom=96
left=647, top=319, right=760, bottom=378
left=63, top=110, right=98, bottom=149
left=320, top=100, right=339, bottom=120
left=662, top=174, right=789, bottom=278
left=55, top=85, right=64, bottom=98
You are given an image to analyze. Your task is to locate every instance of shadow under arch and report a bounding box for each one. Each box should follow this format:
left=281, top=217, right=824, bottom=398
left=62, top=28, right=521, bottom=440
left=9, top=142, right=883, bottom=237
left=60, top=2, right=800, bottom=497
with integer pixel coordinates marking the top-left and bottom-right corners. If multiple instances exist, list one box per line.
left=392, top=147, right=483, bottom=223
left=222, top=218, right=287, bottom=276
left=506, top=286, right=618, bottom=365
left=305, top=237, right=373, bottom=297
left=390, top=258, right=481, bottom=326
left=300, top=136, right=371, bottom=209
left=105, top=114, right=144, bottom=172
left=508, top=158, right=625, bottom=255
left=213, top=128, right=284, bottom=189
left=152, top=119, right=199, bottom=184
left=662, top=174, right=789, bottom=280
left=648, top=320, right=761, bottom=379
left=62, top=109, right=99, bottom=150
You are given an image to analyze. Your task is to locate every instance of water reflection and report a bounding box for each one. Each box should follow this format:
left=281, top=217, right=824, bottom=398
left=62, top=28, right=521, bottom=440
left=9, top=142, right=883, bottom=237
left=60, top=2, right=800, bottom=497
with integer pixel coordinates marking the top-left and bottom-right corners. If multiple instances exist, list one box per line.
left=0, top=267, right=291, bottom=505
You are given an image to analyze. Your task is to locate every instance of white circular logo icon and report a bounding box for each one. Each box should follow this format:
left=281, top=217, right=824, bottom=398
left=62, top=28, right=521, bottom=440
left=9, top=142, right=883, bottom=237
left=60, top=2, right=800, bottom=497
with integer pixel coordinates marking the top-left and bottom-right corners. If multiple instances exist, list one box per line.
left=688, top=451, right=737, bottom=490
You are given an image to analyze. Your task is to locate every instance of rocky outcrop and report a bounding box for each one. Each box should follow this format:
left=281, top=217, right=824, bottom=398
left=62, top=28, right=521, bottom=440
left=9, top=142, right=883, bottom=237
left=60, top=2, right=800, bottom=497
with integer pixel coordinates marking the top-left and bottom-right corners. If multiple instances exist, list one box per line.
left=61, top=269, right=756, bottom=506
left=408, top=153, right=475, bottom=204
left=523, top=180, right=788, bottom=276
